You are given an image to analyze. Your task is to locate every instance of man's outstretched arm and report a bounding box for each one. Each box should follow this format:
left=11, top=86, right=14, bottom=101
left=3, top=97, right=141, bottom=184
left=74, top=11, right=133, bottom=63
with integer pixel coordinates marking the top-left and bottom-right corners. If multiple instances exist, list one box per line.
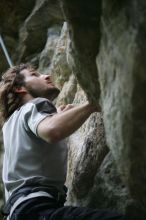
left=37, top=102, right=100, bottom=143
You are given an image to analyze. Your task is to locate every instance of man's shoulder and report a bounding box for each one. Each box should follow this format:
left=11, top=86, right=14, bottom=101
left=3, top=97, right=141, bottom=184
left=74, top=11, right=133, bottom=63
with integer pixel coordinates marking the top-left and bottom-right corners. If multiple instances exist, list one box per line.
left=26, top=98, right=57, bottom=114
left=3, top=98, right=56, bottom=127
left=29, top=97, right=51, bottom=105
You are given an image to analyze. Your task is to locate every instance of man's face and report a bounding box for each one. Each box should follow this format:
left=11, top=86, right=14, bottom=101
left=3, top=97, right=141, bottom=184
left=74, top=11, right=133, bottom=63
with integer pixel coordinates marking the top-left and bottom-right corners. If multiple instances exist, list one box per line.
left=20, top=68, right=60, bottom=100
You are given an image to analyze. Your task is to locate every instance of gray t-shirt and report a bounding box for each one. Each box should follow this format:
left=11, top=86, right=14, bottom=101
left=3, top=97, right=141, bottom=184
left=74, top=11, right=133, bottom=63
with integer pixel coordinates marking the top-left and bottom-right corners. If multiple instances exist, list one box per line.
left=2, top=98, right=68, bottom=201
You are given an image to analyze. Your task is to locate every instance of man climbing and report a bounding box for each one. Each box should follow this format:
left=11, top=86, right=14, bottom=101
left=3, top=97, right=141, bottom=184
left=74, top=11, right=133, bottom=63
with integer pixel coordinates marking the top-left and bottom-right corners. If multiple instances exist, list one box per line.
left=0, top=64, right=127, bottom=220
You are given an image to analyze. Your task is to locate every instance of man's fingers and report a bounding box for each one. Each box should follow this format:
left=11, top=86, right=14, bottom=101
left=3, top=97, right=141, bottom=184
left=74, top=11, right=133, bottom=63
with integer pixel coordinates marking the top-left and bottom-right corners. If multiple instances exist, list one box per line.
left=57, top=104, right=75, bottom=113
left=57, top=105, right=66, bottom=113
left=63, top=104, right=75, bottom=111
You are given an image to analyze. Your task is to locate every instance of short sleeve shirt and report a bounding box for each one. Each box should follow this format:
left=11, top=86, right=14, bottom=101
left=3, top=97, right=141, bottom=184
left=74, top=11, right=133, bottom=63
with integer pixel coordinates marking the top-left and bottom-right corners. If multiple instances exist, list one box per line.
left=2, top=98, right=68, bottom=201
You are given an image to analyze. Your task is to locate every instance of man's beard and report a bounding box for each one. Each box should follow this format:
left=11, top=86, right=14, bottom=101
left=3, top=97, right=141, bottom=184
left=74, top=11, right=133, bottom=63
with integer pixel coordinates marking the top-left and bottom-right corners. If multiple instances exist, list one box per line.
left=26, top=86, right=60, bottom=101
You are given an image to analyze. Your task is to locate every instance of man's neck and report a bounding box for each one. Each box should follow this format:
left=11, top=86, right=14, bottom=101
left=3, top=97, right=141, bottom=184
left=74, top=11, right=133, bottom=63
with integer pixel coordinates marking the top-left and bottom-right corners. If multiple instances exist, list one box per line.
left=22, top=93, right=35, bottom=104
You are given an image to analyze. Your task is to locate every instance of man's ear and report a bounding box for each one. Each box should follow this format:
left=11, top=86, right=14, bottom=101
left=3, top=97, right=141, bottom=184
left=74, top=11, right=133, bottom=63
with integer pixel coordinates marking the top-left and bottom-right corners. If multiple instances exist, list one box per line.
left=14, top=86, right=27, bottom=94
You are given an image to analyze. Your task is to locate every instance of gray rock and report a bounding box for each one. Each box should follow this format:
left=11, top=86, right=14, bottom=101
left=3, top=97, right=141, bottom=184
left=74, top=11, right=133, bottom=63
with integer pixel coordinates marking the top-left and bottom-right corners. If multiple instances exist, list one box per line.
left=97, top=1, right=146, bottom=218
left=1, top=1, right=146, bottom=219
left=15, top=0, right=64, bottom=64
left=59, top=0, right=101, bottom=103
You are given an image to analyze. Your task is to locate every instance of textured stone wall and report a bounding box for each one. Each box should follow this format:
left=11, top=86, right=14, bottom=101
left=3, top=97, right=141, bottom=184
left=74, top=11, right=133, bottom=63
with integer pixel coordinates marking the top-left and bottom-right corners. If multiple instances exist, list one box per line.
left=0, top=0, right=146, bottom=219
left=97, top=1, right=146, bottom=219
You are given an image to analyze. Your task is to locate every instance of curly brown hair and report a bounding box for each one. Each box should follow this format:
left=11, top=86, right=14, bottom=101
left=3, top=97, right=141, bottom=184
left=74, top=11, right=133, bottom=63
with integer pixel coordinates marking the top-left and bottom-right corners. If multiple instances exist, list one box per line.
left=0, top=63, right=33, bottom=123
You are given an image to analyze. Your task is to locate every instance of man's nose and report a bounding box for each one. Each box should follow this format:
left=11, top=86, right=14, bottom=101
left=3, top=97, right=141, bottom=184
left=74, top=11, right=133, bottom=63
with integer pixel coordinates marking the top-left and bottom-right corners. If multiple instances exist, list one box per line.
left=41, top=74, right=51, bottom=80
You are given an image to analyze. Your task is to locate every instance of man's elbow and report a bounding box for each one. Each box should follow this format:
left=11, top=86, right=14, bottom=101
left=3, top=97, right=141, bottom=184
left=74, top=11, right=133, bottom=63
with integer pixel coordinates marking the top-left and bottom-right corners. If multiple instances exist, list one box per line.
left=47, top=128, right=62, bottom=143
left=37, top=123, right=63, bottom=143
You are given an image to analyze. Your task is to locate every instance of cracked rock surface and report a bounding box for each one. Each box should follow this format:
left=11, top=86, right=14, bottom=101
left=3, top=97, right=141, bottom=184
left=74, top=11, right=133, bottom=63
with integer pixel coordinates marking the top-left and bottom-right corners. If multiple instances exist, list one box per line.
left=1, top=1, right=146, bottom=219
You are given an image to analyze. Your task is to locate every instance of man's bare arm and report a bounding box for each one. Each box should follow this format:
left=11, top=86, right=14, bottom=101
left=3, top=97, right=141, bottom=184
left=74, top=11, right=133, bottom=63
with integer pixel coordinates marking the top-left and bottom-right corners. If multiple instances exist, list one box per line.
left=37, top=102, right=100, bottom=143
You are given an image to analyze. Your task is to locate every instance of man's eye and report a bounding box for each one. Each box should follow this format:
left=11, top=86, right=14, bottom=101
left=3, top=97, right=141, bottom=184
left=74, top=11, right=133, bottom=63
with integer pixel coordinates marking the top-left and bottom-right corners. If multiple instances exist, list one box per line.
left=31, top=73, right=38, bottom=76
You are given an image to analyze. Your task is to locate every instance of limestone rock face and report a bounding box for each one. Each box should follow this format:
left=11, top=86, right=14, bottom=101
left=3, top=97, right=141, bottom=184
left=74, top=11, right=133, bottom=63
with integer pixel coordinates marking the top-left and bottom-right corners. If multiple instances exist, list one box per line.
left=0, top=0, right=35, bottom=72
left=59, top=0, right=101, bottom=104
left=0, top=1, right=146, bottom=219
left=97, top=1, right=146, bottom=219
left=15, top=0, right=64, bottom=64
